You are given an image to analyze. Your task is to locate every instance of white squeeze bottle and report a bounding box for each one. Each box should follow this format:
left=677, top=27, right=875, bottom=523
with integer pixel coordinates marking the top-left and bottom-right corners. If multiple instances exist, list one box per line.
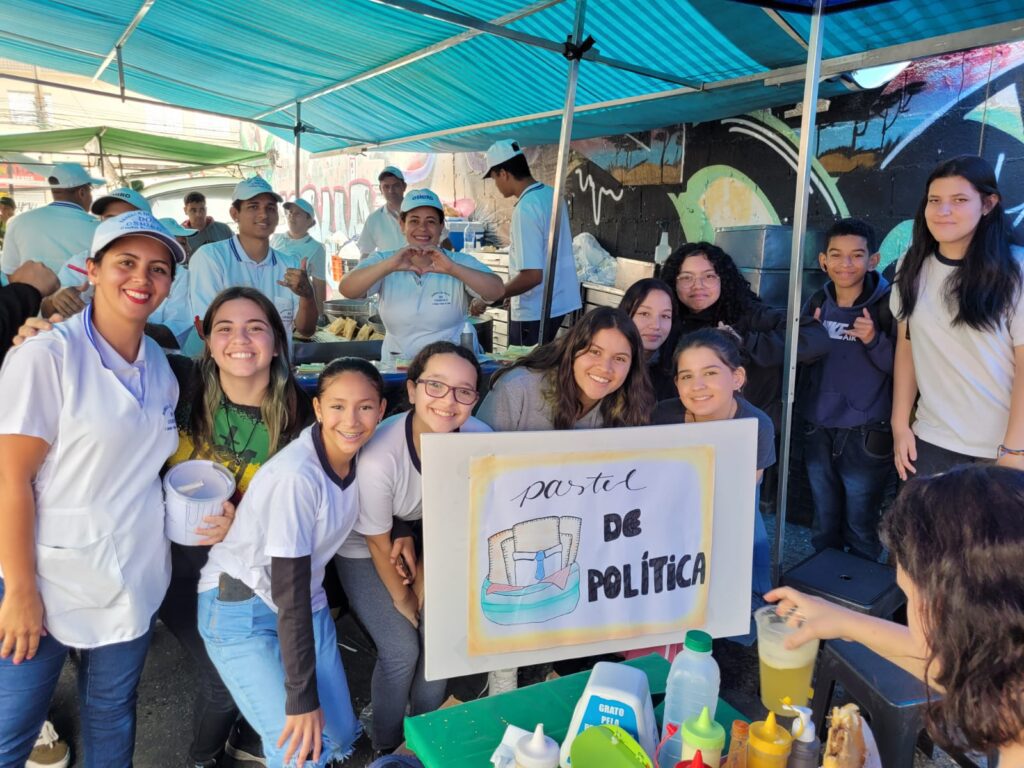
left=659, top=630, right=720, bottom=768
left=515, top=724, right=560, bottom=768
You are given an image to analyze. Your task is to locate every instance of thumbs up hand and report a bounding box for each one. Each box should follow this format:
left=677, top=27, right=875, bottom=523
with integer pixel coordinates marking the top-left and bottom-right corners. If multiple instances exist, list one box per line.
left=845, top=307, right=876, bottom=345
left=278, top=257, right=313, bottom=298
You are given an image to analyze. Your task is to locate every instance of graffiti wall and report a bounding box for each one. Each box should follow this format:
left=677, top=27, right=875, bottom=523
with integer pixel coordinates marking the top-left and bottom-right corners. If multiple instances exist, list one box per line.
left=252, top=42, right=1024, bottom=275
left=565, top=42, right=1024, bottom=270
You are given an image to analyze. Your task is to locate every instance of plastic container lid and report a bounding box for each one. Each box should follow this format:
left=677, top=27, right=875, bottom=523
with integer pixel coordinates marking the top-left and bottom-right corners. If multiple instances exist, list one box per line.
left=748, top=712, right=793, bottom=756
left=681, top=706, right=726, bottom=751
left=684, top=629, right=713, bottom=653
left=515, top=724, right=560, bottom=768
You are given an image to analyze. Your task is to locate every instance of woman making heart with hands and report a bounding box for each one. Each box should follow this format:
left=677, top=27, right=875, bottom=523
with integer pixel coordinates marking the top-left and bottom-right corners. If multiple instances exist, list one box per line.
left=340, top=188, right=503, bottom=361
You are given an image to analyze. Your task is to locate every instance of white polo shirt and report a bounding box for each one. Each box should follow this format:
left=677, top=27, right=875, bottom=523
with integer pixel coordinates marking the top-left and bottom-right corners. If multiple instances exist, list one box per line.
left=199, top=425, right=360, bottom=612
left=353, top=248, right=496, bottom=360
left=271, top=232, right=327, bottom=282
left=57, top=250, right=193, bottom=345
left=0, top=307, right=178, bottom=647
left=188, top=235, right=299, bottom=337
left=890, top=246, right=1024, bottom=457
left=338, top=411, right=491, bottom=559
left=509, top=182, right=581, bottom=322
left=1, top=202, right=98, bottom=276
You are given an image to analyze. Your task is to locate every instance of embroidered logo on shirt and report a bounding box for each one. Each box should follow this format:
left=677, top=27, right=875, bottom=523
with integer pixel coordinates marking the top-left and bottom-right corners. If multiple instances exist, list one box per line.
left=431, top=291, right=452, bottom=306
left=163, top=404, right=177, bottom=431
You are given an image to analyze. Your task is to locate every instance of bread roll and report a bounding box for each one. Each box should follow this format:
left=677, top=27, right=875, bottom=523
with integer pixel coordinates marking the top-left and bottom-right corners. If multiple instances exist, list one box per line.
left=823, top=703, right=866, bottom=768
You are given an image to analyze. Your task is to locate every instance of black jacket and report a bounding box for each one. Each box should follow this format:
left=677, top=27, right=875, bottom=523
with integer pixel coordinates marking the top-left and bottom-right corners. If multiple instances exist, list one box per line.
left=0, top=283, right=42, bottom=367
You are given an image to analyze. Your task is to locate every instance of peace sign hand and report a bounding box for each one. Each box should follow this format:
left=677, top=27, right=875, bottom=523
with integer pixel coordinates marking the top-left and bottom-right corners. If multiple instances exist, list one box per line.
left=278, top=257, right=313, bottom=298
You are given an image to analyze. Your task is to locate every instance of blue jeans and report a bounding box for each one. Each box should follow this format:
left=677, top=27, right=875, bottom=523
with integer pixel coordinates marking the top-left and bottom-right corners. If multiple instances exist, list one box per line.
left=752, top=484, right=771, bottom=596
left=0, top=579, right=153, bottom=768
left=197, top=589, right=359, bottom=767
left=804, top=423, right=892, bottom=561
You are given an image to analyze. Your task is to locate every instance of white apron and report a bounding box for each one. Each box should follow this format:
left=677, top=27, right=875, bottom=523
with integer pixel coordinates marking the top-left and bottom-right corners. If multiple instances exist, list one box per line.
left=29, top=309, right=178, bottom=648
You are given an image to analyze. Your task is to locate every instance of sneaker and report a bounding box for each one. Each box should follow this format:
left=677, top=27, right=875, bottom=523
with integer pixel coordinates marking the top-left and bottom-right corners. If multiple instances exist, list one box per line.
left=224, top=720, right=266, bottom=766
left=27, top=721, right=70, bottom=768
left=487, top=668, right=518, bottom=695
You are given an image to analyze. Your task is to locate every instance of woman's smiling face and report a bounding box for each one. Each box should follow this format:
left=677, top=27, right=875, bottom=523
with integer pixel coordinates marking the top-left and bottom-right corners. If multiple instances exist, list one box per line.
left=572, top=328, right=632, bottom=410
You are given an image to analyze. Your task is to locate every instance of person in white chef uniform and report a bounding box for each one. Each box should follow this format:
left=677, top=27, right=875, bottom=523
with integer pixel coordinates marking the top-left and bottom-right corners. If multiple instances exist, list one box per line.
left=0, top=211, right=184, bottom=768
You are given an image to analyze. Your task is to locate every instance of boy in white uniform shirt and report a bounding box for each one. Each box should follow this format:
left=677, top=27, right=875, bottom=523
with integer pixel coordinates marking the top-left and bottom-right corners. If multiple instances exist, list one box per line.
left=189, top=176, right=317, bottom=342
left=1, top=162, right=103, bottom=278
left=272, top=198, right=327, bottom=308
left=475, top=140, right=581, bottom=345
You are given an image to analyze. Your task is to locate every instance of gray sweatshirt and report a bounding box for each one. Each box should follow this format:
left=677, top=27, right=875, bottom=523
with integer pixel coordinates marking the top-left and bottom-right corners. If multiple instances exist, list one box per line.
left=476, top=367, right=604, bottom=431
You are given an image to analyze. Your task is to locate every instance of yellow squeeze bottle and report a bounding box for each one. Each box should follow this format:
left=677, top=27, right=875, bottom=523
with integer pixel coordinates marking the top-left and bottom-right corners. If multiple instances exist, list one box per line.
left=746, top=712, right=792, bottom=768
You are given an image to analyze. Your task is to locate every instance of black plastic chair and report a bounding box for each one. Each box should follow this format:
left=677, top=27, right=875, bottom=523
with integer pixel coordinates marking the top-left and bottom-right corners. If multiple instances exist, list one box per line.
left=781, top=548, right=905, bottom=617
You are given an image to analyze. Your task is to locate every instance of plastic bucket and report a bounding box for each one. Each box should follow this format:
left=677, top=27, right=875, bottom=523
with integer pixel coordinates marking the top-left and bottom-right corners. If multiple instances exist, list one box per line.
left=163, top=460, right=236, bottom=545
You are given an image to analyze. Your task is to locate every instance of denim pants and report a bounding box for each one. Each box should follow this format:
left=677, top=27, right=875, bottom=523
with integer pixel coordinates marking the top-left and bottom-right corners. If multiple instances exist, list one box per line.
left=804, top=423, right=892, bottom=561
left=335, top=556, right=447, bottom=751
left=0, top=579, right=153, bottom=768
left=197, top=588, right=359, bottom=767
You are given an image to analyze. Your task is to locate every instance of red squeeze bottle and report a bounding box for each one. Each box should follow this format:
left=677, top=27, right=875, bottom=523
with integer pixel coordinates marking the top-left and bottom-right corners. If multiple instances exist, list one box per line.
left=677, top=749, right=706, bottom=768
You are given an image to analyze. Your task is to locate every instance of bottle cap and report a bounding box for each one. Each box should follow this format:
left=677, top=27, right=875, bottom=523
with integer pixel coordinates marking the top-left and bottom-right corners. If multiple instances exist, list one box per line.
left=680, top=706, right=726, bottom=751
left=684, top=629, right=712, bottom=653
left=514, top=723, right=560, bottom=768
left=748, top=711, right=793, bottom=756
left=676, top=748, right=705, bottom=768
left=783, top=704, right=816, bottom=743
left=729, top=720, right=749, bottom=740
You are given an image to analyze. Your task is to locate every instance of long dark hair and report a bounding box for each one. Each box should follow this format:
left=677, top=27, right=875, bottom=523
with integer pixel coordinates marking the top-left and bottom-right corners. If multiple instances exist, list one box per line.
left=881, top=465, right=1024, bottom=753
left=491, top=307, right=654, bottom=429
left=672, top=327, right=745, bottom=375
left=660, top=241, right=759, bottom=325
left=192, top=287, right=300, bottom=455
left=895, top=155, right=1021, bottom=331
left=618, top=278, right=678, bottom=379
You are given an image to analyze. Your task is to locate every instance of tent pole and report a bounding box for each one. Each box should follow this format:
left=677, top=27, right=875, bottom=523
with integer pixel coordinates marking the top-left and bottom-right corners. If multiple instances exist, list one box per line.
left=294, top=101, right=302, bottom=201
left=773, top=0, right=825, bottom=586
left=539, top=0, right=587, bottom=342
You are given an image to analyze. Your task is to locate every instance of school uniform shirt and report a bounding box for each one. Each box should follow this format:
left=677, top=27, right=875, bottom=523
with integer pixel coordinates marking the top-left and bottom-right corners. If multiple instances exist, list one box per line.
left=0, top=305, right=178, bottom=648
left=57, top=249, right=193, bottom=345
left=339, top=411, right=491, bottom=559
left=271, top=232, right=327, bottom=282
left=357, top=205, right=449, bottom=259
left=509, top=182, right=581, bottom=322
left=199, top=424, right=359, bottom=613
left=476, top=367, right=605, bottom=431
left=652, top=396, right=777, bottom=470
left=890, top=247, right=1024, bottom=458
left=188, top=235, right=299, bottom=339
left=352, top=248, right=496, bottom=360
left=1, top=201, right=98, bottom=276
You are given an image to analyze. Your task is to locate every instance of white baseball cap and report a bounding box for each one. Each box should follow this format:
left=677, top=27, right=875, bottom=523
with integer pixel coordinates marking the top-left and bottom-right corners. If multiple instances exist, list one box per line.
left=92, top=187, right=152, bottom=216
left=284, top=199, right=316, bottom=221
left=378, top=166, right=405, bottom=182
left=399, top=188, right=444, bottom=214
left=92, top=211, right=186, bottom=264
left=232, top=176, right=283, bottom=203
left=48, top=162, right=105, bottom=189
left=483, top=140, right=524, bottom=178
left=158, top=217, right=198, bottom=238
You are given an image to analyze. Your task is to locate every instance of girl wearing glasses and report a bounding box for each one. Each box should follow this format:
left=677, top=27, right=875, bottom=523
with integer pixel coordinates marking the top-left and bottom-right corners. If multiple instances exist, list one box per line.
left=661, top=242, right=828, bottom=427
left=334, top=342, right=490, bottom=755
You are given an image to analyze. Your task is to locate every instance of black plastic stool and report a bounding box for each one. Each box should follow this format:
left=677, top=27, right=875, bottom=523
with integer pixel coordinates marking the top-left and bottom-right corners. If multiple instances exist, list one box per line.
left=812, top=640, right=930, bottom=768
left=782, top=548, right=905, bottom=617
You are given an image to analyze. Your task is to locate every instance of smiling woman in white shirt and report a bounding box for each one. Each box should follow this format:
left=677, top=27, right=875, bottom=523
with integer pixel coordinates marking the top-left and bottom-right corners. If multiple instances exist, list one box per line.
left=0, top=212, right=184, bottom=768
left=339, top=188, right=503, bottom=361
left=335, top=341, right=491, bottom=753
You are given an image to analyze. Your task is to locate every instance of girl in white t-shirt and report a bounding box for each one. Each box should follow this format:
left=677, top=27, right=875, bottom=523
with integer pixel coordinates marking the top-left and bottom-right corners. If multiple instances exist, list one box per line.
left=891, top=155, right=1024, bottom=478
left=335, top=341, right=490, bottom=753
left=197, top=358, right=385, bottom=768
left=0, top=212, right=184, bottom=767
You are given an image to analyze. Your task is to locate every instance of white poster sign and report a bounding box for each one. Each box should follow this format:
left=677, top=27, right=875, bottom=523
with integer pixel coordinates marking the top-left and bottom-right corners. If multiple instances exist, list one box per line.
left=422, top=421, right=756, bottom=680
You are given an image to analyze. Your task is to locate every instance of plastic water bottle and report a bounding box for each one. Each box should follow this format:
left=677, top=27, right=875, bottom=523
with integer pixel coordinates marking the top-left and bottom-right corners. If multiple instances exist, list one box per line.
left=460, top=320, right=475, bottom=352
left=659, top=630, right=720, bottom=768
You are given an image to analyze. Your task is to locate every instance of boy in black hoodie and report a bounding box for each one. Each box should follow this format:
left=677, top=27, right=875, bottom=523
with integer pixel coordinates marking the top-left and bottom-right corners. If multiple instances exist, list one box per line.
left=800, top=219, right=895, bottom=561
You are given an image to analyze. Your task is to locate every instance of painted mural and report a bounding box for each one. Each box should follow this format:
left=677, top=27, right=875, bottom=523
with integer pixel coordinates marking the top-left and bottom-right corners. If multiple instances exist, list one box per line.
left=250, top=42, right=1024, bottom=275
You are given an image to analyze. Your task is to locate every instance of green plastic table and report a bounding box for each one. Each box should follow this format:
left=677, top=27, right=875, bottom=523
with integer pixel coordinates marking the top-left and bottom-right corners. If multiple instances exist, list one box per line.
left=403, top=654, right=748, bottom=767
